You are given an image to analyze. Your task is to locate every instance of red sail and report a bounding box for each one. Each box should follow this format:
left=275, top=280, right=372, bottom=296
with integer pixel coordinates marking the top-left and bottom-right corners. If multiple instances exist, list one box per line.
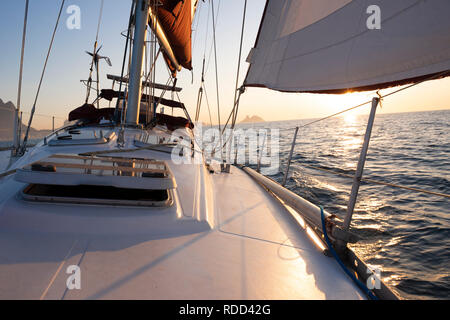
left=156, top=0, right=193, bottom=75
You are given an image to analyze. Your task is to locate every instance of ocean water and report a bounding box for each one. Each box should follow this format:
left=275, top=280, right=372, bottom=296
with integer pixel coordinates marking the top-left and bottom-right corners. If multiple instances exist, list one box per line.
left=241, top=109, right=449, bottom=300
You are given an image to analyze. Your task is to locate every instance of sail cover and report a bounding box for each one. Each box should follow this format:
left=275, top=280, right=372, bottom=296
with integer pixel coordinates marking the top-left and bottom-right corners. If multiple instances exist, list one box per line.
left=155, top=0, right=197, bottom=74
left=244, top=0, right=450, bottom=93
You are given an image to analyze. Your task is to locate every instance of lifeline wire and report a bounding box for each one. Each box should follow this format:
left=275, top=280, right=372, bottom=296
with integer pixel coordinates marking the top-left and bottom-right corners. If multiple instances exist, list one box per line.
left=20, top=0, right=66, bottom=155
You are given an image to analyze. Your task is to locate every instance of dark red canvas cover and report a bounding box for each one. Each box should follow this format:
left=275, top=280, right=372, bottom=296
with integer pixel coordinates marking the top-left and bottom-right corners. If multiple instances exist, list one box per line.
left=155, top=0, right=193, bottom=75
left=68, top=104, right=115, bottom=123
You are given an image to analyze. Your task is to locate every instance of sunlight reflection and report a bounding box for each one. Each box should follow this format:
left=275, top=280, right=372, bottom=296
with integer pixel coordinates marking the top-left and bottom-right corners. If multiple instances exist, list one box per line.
left=344, top=114, right=357, bottom=124
left=306, top=227, right=327, bottom=252
left=382, top=236, right=403, bottom=249
left=309, top=176, right=344, bottom=193
left=341, top=136, right=362, bottom=151
left=383, top=274, right=403, bottom=287
left=358, top=198, right=385, bottom=212
left=283, top=203, right=326, bottom=252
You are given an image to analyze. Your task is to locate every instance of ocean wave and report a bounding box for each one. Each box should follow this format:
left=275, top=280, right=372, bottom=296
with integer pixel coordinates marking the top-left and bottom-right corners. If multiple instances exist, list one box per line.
left=265, top=110, right=450, bottom=299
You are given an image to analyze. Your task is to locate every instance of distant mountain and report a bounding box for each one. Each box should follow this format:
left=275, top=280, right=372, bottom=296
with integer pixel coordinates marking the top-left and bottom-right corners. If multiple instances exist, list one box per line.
left=240, top=115, right=265, bottom=124
left=0, top=98, right=17, bottom=141
left=0, top=99, right=51, bottom=142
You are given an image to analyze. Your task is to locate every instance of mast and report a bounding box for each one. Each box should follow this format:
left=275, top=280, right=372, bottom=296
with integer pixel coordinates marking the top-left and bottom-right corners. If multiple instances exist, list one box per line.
left=148, top=7, right=181, bottom=73
left=125, top=0, right=151, bottom=126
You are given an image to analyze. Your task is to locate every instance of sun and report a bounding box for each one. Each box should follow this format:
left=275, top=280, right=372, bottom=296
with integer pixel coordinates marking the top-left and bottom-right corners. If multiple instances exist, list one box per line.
left=321, top=91, right=375, bottom=119
left=344, top=113, right=357, bottom=124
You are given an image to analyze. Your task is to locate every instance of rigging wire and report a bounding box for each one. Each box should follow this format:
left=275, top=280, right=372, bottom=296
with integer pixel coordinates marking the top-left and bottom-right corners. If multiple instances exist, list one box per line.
left=203, top=0, right=211, bottom=60
left=285, top=69, right=450, bottom=133
left=94, top=0, right=105, bottom=108
left=196, top=0, right=235, bottom=157
left=142, top=49, right=161, bottom=91
left=161, top=61, right=195, bottom=126
left=205, top=0, right=248, bottom=155
left=217, top=0, right=248, bottom=156
left=20, top=0, right=66, bottom=155
left=194, top=0, right=215, bottom=127
left=230, top=0, right=248, bottom=129
left=13, top=0, right=29, bottom=154
left=193, top=0, right=221, bottom=128
left=300, top=163, right=450, bottom=199
left=277, top=70, right=450, bottom=200
left=151, top=1, right=158, bottom=123
left=194, top=58, right=206, bottom=122
left=204, top=0, right=221, bottom=77
left=197, top=3, right=450, bottom=159
left=0, top=104, right=65, bottom=124
left=114, top=0, right=136, bottom=123
left=85, top=0, right=105, bottom=107
left=191, top=0, right=203, bottom=56
left=144, top=28, right=150, bottom=123
left=95, top=0, right=104, bottom=42
left=210, top=0, right=222, bottom=144
left=190, top=0, right=224, bottom=154
left=202, top=84, right=214, bottom=127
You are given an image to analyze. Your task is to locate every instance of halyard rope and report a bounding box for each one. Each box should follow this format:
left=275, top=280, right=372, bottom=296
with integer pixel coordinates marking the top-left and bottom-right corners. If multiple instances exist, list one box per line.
left=20, top=0, right=66, bottom=155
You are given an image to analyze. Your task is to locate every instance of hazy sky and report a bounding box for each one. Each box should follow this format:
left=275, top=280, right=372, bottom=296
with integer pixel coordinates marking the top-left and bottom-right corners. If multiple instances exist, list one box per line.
left=1, top=0, right=449, bottom=130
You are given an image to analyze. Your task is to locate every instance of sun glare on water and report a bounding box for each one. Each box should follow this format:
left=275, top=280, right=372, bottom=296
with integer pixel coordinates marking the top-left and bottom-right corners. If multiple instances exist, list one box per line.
left=344, top=113, right=357, bottom=124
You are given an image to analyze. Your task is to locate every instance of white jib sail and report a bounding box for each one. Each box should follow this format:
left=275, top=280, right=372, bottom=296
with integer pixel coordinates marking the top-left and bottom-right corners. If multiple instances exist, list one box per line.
left=244, top=0, right=450, bottom=93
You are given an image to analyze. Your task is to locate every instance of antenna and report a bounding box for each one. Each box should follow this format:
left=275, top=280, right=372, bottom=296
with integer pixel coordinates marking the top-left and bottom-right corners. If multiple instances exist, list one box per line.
left=83, top=0, right=109, bottom=109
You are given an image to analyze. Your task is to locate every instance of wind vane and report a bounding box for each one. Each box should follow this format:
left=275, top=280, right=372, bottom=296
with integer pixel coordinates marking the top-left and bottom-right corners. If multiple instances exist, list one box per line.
left=83, top=45, right=112, bottom=108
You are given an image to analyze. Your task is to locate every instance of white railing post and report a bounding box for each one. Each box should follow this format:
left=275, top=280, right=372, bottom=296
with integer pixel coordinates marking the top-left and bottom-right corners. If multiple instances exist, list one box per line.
left=11, top=109, right=20, bottom=156
left=342, top=97, right=380, bottom=232
left=256, top=131, right=267, bottom=173
left=282, top=126, right=299, bottom=186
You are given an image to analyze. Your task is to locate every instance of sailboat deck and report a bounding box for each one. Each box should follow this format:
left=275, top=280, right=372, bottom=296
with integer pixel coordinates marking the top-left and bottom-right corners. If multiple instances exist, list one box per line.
left=0, top=126, right=364, bottom=300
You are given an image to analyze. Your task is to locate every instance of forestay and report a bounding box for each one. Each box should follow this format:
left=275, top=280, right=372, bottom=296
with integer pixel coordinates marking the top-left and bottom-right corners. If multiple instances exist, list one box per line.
left=244, top=0, right=450, bottom=93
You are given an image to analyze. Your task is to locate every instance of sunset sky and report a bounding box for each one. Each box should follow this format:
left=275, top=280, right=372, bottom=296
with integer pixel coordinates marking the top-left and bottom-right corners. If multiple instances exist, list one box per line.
left=1, top=0, right=449, bottom=130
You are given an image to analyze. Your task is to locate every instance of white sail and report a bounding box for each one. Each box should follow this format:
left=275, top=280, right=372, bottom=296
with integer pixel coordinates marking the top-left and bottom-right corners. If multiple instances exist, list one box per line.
left=244, top=0, right=450, bottom=93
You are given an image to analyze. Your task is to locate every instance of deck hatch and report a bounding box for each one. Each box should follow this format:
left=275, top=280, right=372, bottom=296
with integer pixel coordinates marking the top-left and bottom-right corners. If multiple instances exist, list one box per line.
left=21, top=184, right=172, bottom=207
left=48, top=129, right=116, bottom=146
left=15, top=154, right=175, bottom=206
left=15, top=153, right=176, bottom=191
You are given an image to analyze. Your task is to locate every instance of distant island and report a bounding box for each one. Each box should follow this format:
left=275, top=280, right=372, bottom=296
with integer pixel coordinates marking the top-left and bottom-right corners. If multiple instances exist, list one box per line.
left=239, top=115, right=265, bottom=124
left=0, top=98, right=51, bottom=142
